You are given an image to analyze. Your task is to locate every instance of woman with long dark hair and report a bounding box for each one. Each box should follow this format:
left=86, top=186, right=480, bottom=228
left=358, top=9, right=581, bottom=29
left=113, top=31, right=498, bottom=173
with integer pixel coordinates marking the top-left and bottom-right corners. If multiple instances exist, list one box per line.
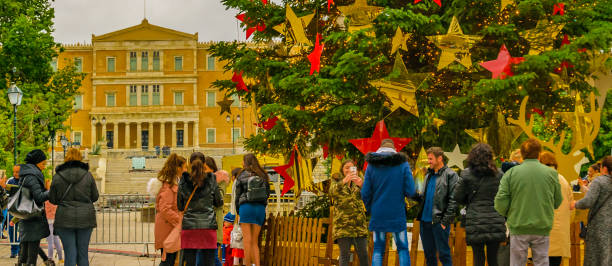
left=149, top=153, right=186, bottom=266
left=329, top=160, right=369, bottom=266
left=234, top=154, right=270, bottom=266
left=453, top=143, right=506, bottom=266
left=177, top=152, right=223, bottom=265
left=205, top=156, right=230, bottom=266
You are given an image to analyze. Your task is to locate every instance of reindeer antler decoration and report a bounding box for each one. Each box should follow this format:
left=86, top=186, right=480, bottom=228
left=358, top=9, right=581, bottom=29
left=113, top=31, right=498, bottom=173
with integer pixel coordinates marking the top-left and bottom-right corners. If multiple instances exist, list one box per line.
left=508, top=92, right=601, bottom=181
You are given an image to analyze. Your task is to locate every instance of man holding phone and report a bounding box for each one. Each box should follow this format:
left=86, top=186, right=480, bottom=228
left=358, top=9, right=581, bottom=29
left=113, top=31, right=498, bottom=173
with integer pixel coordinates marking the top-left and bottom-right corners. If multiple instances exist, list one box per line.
left=361, top=139, right=415, bottom=266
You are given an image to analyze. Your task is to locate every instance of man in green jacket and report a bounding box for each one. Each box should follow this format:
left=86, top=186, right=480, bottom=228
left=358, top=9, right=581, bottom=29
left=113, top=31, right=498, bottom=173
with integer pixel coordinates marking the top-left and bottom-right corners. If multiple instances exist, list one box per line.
left=495, top=139, right=563, bottom=266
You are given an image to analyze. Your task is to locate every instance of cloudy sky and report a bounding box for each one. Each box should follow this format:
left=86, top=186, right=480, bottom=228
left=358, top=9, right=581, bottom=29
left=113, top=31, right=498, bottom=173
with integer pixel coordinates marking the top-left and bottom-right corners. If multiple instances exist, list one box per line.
left=52, top=0, right=243, bottom=44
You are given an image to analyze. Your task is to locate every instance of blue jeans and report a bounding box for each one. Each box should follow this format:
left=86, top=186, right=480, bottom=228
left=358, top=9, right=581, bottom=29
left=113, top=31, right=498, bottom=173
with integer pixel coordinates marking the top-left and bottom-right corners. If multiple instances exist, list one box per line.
left=420, top=222, right=452, bottom=266
left=372, top=230, right=410, bottom=266
left=8, top=214, right=20, bottom=256
left=56, top=227, right=93, bottom=266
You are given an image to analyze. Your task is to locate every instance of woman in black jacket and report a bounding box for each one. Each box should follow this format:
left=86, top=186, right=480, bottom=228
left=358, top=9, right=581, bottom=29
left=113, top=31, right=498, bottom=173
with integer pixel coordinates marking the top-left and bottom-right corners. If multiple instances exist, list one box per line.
left=177, top=152, right=223, bottom=265
left=453, top=143, right=506, bottom=266
left=18, top=149, right=50, bottom=265
left=234, top=153, right=270, bottom=266
left=48, top=148, right=99, bottom=266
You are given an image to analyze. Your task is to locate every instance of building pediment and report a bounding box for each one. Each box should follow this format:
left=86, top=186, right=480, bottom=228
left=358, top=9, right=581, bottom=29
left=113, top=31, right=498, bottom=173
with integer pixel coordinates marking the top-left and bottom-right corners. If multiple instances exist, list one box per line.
left=92, top=19, right=197, bottom=42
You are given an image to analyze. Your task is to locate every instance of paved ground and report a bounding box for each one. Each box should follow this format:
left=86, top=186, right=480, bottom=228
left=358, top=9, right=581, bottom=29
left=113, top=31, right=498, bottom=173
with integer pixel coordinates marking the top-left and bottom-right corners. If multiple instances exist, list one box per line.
left=0, top=244, right=159, bottom=266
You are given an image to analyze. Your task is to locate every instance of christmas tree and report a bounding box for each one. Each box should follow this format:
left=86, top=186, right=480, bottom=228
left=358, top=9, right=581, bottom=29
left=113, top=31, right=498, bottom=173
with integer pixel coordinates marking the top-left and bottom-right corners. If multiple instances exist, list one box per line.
left=211, top=0, right=612, bottom=166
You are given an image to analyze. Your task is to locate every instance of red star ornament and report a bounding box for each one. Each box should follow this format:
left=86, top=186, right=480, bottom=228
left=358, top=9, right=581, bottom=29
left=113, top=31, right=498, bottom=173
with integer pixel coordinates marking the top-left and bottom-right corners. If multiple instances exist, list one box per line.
left=328, top=0, right=334, bottom=11
left=308, top=34, right=324, bottom=75
left=553, top=3, right=565, bottom=16
left=414, top=0, right=442, bottom=7
left=236, top=14, right=266, bottom=39
left=232, top=71, right=248, bottom=92
left=554, top=35, right=574, bottom=73
left=261, top=0, right=268, bottom=4
left=480, top=45, right=524, bottom=79
left=322, top=144, right=329, bottom=159
left=273, top=150, right=296, bottom=196
left=254, top=116, right=279, bottom=130
left=349, top=120, right=412, bottom=169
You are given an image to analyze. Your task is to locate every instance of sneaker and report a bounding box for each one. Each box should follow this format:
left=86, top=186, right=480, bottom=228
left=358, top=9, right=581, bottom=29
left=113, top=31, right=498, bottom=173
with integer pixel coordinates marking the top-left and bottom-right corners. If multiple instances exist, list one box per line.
left=44, top=259, right=56, bottom=266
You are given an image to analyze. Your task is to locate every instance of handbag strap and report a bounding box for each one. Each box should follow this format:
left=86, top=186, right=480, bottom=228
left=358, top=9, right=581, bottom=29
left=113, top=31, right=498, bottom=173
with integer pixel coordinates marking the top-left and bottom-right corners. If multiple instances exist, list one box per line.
left=56, top=172, right=89, bottom=204
left=467, top=176, right=486, bottom=205
left=181, top=184, right=198, bottom=214
left=587, top=188, right=612, bottom=221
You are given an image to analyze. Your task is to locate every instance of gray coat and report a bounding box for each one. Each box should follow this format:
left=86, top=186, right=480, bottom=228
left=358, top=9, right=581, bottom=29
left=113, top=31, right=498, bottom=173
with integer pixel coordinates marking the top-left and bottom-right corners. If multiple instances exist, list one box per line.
left=48, top=160, right=99, bottom=229
left=18, top=164, right=50, bottom=241
left=575, top=175, right=612, bottom=266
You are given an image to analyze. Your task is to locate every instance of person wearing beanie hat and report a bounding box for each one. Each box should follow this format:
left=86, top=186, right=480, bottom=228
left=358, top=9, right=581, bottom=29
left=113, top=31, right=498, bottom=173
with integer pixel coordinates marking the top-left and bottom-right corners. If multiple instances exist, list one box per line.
left=18, top=149, right=51, bottom=265
left=224, top=213, right=235, bottom=223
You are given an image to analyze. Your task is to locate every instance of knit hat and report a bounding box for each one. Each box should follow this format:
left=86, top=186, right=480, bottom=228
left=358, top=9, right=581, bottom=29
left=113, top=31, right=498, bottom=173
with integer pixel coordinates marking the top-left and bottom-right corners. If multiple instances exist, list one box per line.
left=224, top=212, right=236, bottom=223
left=25, top=149, right=47, bottom=165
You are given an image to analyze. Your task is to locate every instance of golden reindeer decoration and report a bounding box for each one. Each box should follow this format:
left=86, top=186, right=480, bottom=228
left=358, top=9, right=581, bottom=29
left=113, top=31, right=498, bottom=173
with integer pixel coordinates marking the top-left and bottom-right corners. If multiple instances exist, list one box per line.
left=508, top=92, right=601, bottom=181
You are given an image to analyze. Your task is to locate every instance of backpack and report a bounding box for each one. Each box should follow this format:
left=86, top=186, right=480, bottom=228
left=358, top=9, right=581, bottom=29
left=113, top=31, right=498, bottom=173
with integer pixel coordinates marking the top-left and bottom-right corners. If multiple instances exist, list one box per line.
left=246, top=175, right=268, bottom=202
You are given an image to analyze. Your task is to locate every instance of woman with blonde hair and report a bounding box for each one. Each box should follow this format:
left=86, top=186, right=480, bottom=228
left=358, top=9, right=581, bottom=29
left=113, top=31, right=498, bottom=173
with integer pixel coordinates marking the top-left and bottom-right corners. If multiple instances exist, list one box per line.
left=49, top=148, right=99, bottom=266
left=148, top=153, right=187, bottom=266
left=539, top=151, right=574, bottom=266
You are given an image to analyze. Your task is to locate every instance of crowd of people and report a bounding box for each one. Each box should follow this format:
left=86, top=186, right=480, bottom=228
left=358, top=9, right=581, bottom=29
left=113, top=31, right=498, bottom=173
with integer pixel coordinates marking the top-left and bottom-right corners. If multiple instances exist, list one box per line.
left=1, top=138, right=610, bottom=266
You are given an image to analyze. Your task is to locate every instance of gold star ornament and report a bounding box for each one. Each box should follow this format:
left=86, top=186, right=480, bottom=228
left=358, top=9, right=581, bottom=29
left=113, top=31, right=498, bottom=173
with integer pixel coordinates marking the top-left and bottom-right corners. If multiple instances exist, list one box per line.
left=337, top=0, right=383, bottom=33
left=217, top=97, right=234, bottom=116
left=273, top=5, right=314, bottom=53
left=427, top=16, right=482, bottom=70
left=520, top=20, right=565, bottom=55
left=391, top=27, right=411, bottom=55
left=370, top=55, right=428, bottom=117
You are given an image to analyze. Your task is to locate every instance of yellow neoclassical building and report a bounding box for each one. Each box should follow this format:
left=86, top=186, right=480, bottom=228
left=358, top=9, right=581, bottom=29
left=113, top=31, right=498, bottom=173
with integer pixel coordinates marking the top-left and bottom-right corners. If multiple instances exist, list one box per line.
left=56, top=19, right=256, bottom=152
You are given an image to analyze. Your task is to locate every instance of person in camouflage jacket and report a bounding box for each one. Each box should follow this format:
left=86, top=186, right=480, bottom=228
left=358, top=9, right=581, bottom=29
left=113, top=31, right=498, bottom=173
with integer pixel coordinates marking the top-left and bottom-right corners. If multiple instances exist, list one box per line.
left=329, top=160, right=369, bottom=266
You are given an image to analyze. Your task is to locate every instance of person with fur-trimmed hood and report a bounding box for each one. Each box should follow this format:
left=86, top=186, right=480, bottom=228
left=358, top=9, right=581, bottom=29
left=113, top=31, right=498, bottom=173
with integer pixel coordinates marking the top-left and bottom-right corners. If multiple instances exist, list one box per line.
left=361, top=139, right=416, bottom=266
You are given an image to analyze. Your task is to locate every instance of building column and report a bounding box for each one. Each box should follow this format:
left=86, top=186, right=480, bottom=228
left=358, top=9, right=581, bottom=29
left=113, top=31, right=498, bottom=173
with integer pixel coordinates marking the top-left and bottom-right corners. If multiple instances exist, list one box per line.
left=171, top=121, right=177, bottom=148
left=136, top=122, right=142, bottom=149
left=184, top=122, right=190, bottom=147
left=125, top=122, right=131, bottom=149
left=160, top=122, right=166, bottom=147
left=91, top=123, right=96, bottom=147
left=149, top=122, right=154, bottom=149
left=194, top=121, right=199, bottom=148
left=101, top=121, right=107, bottom=147
left=113, top=122, right=119, bottom=149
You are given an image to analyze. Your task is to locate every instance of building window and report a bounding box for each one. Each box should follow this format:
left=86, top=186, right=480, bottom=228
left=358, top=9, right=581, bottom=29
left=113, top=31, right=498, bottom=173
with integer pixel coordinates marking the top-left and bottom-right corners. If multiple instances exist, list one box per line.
left=106, top=93, right=116, bottom=107
left=231, top=94, right=240, bottom=107
left=73, top=132, right=82, bottom=146
left=107, top=57, right=115, bottom=72
left=74, top=94, right=83, bottom=110
left=153, top=51, right=160, bottom=71
left=206, top=91, right=216, bottom=107
left=141, top=51, right=148, bottom=71
left=232, top=128, right=241, bottom=142
left=207, top=128, right=216, bottom=143
left=129, top=52, right=137, bottom=71
left=174, top=56, right=183, bottom=71
left=51, top=58, right=58, bottom=72
left=152, top=85, right=160, bottom=105
left=174, top=91, right=183, bottom=105
left=207, top=55, right=215, bottom=71
left=141, top=85, right=149, bottom=106
left=74, top=57, right=82, bottom=72
left=129, top=85, right=137, bottom=106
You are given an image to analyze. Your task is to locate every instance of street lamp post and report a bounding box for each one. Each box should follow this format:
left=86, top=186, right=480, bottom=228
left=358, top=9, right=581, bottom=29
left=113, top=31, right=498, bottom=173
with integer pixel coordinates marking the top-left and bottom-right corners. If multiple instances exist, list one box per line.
left=60, top=135, right=68, bottom=158
left=225, top=114, right=241, bottom=154
left=7, top=83, right=23, bottom=165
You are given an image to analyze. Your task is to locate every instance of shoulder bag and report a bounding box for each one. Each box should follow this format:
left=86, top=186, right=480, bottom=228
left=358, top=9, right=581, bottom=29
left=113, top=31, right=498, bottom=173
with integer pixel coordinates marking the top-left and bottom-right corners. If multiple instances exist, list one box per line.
left=7, top=176, right=44, bottom=220
left=162, top=184, right=197, bottom=260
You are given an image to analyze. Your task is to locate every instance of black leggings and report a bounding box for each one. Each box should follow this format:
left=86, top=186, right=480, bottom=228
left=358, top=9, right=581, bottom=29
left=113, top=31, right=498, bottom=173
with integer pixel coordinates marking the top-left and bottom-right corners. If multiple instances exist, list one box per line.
left=337, top=237, right=369, bottom=266
left=18, top=240, right=42, bottom=264
left=549, top=256, right=562, bottom=266
left=471, top=241, right=500, bottom=266
left=159, top=248, right=177, bottom=266
left=181, top=249, right=215, bottom=266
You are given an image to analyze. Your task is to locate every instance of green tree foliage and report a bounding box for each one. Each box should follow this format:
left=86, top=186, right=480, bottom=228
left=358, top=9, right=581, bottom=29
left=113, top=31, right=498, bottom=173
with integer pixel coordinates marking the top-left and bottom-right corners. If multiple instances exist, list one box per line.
left=0, top=0, right=85, bottom=173
left=211, top=0, right=611, bottom=162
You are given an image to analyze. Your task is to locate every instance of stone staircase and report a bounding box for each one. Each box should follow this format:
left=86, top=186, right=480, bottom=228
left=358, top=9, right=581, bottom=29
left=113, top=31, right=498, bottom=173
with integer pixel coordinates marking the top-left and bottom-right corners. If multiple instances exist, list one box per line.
left=104, top=158, right=167, bottom=194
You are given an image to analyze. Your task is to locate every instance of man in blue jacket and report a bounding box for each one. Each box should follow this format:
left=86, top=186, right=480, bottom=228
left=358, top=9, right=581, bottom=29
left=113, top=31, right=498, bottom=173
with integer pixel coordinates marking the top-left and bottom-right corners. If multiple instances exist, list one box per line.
left=362, top=139, right=416, bottom=266
left=417, top=147, right=459, bottom=266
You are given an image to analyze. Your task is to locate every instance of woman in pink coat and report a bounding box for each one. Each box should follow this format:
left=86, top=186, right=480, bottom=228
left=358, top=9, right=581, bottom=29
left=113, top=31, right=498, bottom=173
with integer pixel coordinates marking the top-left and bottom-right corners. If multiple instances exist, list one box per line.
left=150, top=153, right=187, bottom=266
